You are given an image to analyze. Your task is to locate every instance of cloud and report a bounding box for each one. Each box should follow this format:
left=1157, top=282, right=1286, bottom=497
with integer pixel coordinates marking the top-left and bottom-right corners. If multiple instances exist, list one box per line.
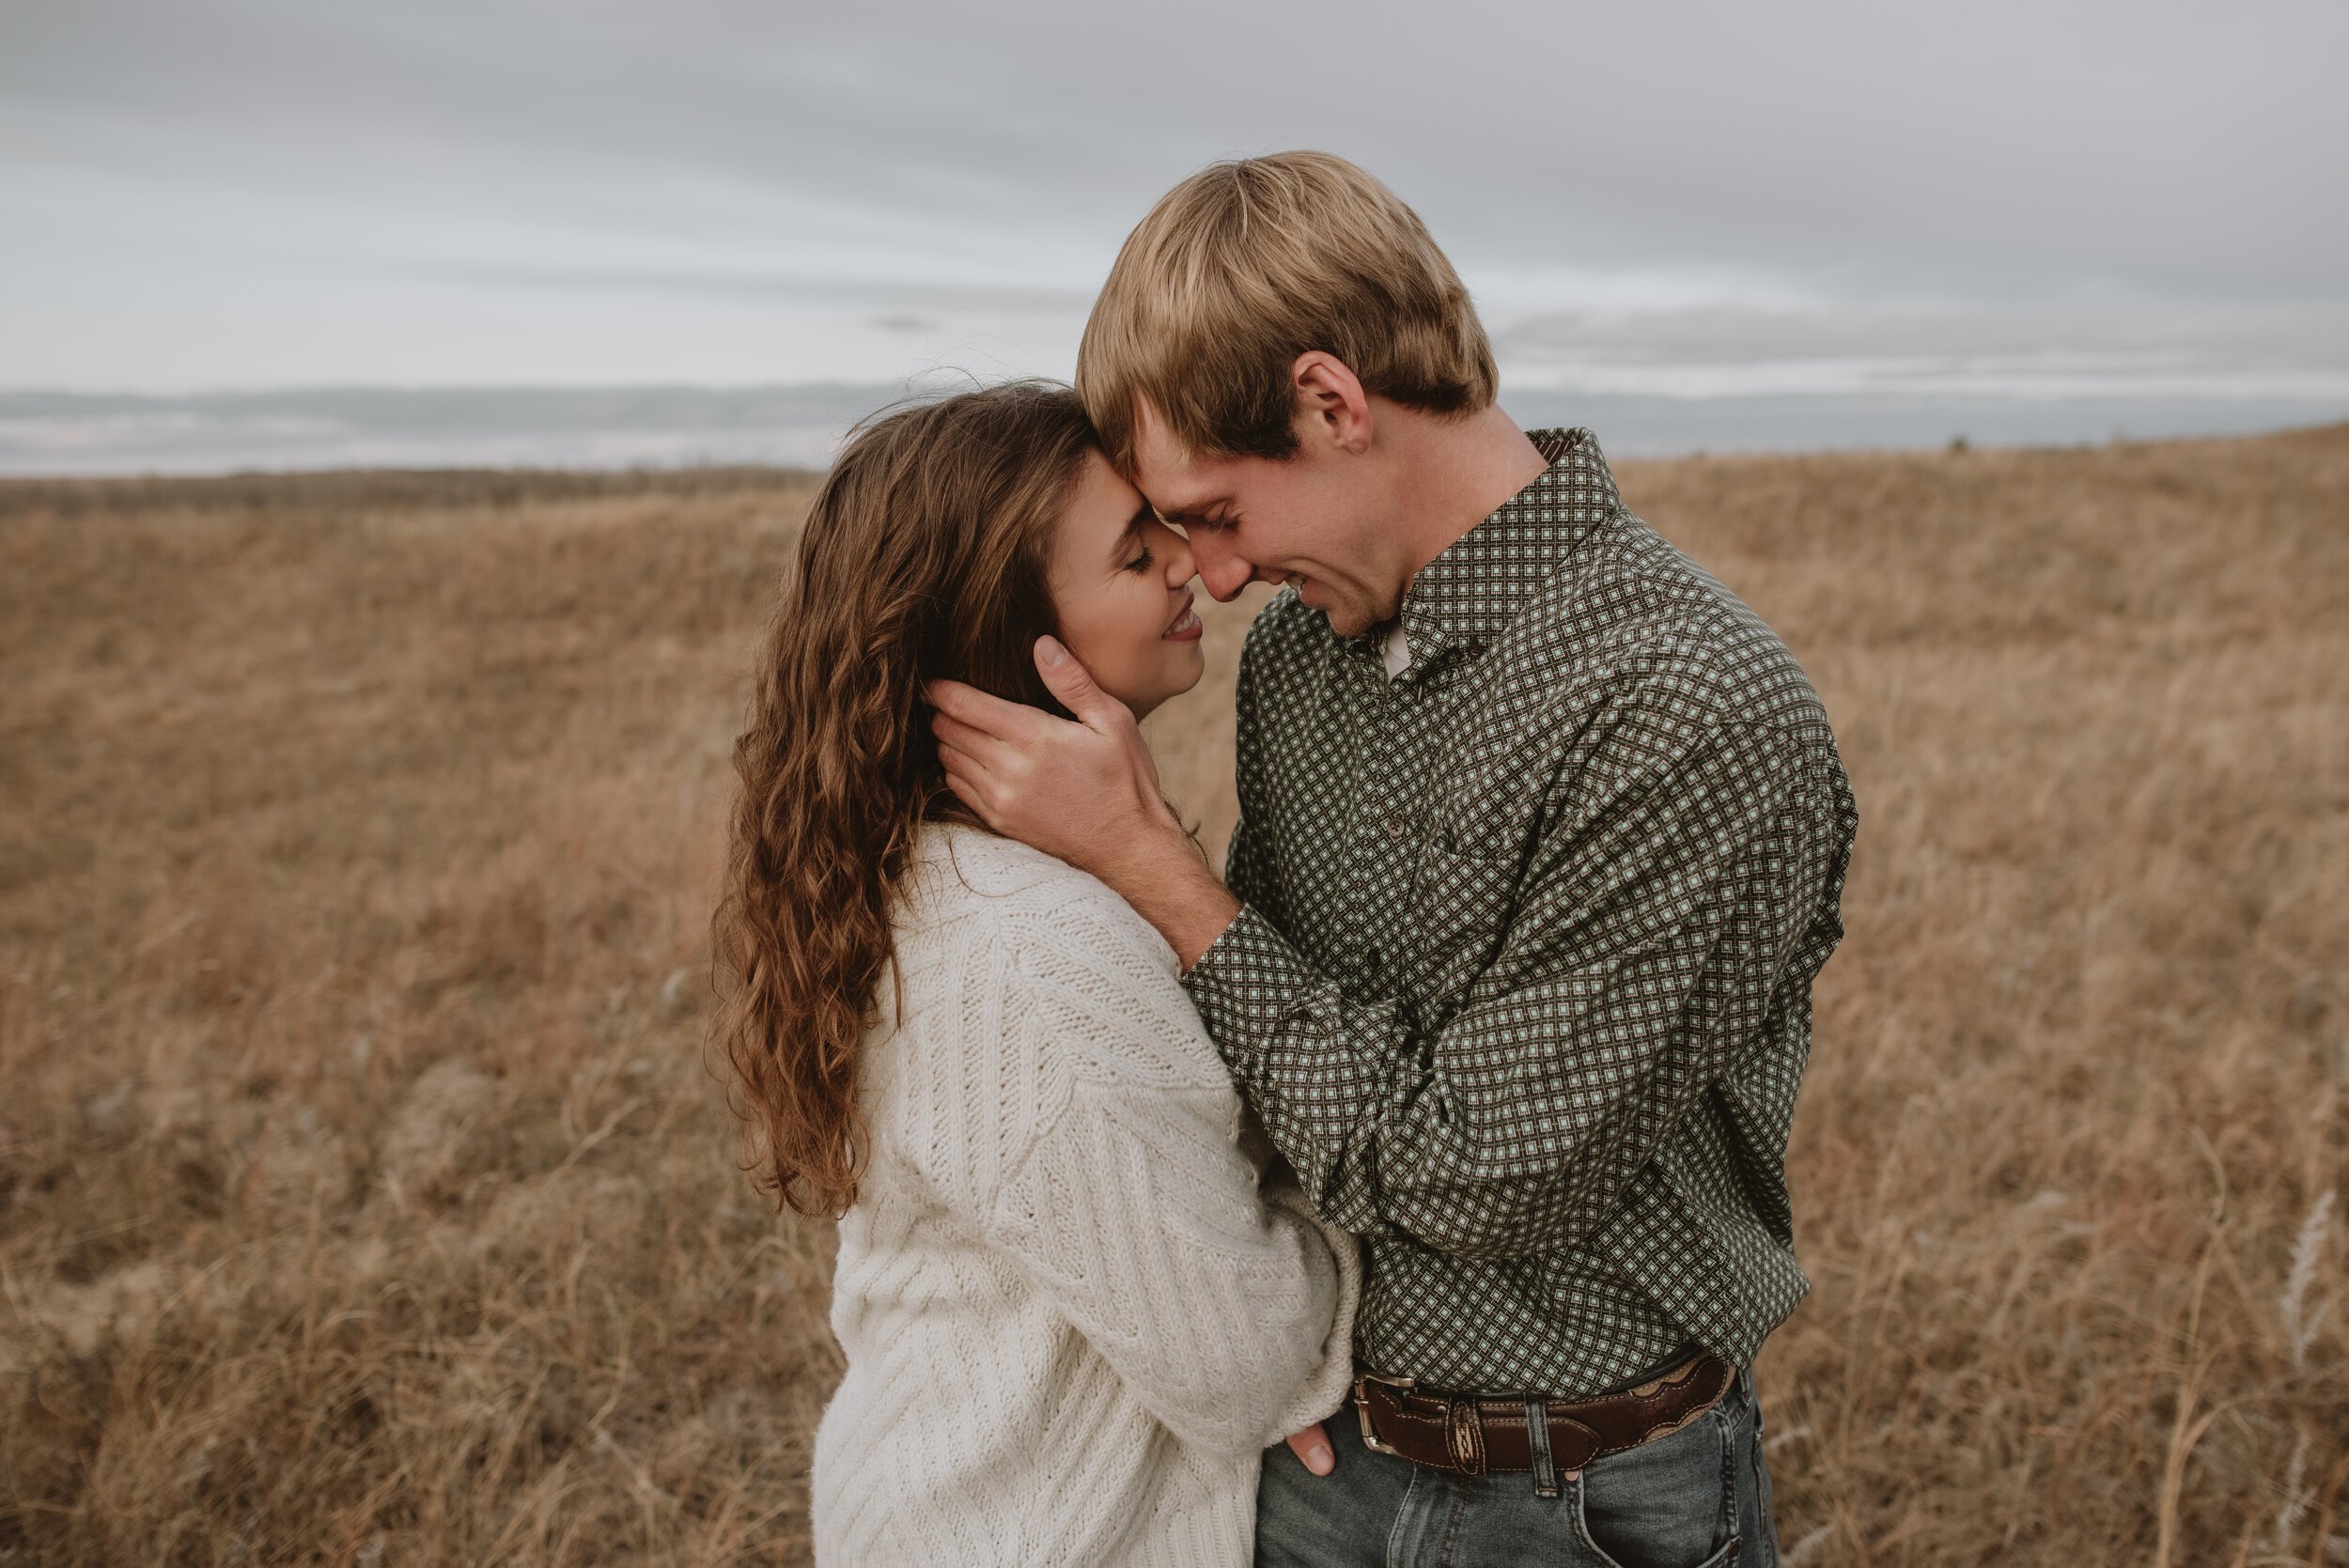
left=1, top=0, right=2345, bottom=395
left=1491, top=298, right=2349, bottom=400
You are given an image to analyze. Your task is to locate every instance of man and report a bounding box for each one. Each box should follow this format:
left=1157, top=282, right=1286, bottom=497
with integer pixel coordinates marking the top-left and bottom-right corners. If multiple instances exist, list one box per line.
left=926, top=151, right=1857, bottom=1566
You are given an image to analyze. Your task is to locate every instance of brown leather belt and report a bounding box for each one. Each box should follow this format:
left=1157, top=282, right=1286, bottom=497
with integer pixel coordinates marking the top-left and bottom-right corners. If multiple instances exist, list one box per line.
left=1352, top=1351, right=1735, bottom=1480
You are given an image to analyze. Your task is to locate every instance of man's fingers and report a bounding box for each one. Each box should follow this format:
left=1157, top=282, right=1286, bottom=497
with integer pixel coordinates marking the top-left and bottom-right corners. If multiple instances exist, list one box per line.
left=937, top=767, right=994, bottom=828
left=923, top=675, right=1056, bottom=746
left=930, top=711, right=1021, bottom=776
left=936, top=739, right=990, bottom=786
left=937, top=743, right=1010, bottom=829
left=1034, top=637, right=1135, bottom=734
left=1283, top=1421, right=1334, bottom=1478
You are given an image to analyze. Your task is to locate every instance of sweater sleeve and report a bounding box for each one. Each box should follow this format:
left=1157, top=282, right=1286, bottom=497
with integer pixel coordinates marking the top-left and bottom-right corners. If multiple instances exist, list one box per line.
left=976, top=910, right=1358, bottom=1455
left=1258, top=1177, right=1361, bottom=1436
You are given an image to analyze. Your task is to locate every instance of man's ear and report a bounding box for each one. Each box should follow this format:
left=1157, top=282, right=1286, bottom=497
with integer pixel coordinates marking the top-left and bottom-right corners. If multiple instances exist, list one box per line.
left=1291, top=351, right=1373, bottom=454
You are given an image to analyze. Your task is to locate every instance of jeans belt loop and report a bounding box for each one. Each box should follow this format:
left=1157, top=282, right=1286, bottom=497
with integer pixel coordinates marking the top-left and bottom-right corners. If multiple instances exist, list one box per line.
left=1524, top=1393, right=1560, bottom=1498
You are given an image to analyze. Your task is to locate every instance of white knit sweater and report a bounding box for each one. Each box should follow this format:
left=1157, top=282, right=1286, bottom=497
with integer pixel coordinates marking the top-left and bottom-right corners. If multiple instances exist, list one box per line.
left=810, top=822, right=1360, bottom=1567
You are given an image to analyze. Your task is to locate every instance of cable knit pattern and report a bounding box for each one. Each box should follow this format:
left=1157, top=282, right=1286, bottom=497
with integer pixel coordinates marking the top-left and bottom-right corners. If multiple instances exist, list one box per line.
left=812, top=822, right=1361, bottom=1567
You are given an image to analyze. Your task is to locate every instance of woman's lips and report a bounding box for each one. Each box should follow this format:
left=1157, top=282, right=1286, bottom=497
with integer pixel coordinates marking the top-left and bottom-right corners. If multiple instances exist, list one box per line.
left=1162, top=591, right=1203, bottom=642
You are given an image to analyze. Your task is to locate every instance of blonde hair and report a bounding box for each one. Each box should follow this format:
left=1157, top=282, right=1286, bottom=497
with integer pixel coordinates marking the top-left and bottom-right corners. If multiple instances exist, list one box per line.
left=1076, top=150, right=1498, bottom=474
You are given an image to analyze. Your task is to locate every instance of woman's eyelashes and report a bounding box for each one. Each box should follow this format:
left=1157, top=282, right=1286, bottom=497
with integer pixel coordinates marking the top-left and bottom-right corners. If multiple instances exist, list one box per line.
left=1123, top=544, right=1155, bottom=574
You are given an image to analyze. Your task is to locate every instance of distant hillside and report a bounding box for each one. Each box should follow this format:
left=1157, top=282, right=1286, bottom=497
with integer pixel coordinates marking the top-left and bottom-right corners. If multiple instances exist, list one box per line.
left=5, top=382, right=2345, bottom=477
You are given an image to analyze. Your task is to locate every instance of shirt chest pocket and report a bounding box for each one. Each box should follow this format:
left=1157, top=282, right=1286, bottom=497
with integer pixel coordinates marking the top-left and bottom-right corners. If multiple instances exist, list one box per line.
left=1402, top=840, right=1522, bottom=1006
left=1394, top=736, right=1555, bottom=1000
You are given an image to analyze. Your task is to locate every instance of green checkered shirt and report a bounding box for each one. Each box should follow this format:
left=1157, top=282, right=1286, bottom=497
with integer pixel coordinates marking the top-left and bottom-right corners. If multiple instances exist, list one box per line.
left=1182, top=428, right=1859, bottom=1398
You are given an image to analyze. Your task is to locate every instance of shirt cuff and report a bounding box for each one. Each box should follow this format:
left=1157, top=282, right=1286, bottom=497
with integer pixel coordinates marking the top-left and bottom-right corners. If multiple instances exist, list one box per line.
left=1178, top=901, right=1319, bottom=1078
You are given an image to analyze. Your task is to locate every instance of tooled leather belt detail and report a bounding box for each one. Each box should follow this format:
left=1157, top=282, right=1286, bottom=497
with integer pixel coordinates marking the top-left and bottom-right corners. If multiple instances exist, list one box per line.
left=1352, top=1352, right=1736, bottom=1479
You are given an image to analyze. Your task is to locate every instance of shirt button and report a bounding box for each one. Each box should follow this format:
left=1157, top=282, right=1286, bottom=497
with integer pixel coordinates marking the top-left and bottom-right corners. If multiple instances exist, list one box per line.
left=1384, top=814, right=1408, bottom=840
left=1363, top=944, right=1382, bottom=971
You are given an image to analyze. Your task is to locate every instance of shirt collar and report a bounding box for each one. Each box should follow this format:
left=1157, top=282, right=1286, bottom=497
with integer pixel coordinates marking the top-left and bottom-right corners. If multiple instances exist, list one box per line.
left=1357, top=427, right=1622, bottom=677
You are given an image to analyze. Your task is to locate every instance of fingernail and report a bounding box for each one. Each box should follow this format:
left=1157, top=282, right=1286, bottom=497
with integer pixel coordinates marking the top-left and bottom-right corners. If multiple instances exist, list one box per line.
left=1035, top=636, right=1066, bottom=668
left=1306, top=1444, right=1332, bottom=1476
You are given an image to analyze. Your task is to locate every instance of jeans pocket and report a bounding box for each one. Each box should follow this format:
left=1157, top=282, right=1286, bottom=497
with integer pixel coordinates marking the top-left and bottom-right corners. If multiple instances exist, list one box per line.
left=1573, top=1403, right=1738, bottom=1568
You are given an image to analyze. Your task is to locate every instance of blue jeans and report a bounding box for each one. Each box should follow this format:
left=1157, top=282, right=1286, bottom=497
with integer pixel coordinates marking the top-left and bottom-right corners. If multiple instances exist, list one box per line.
left=1255, top=1365, right=1780, bottom=1567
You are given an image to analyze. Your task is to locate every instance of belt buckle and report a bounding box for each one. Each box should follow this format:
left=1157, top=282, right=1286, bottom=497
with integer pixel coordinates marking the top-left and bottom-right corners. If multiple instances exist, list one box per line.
left=1351, top=1368, right=1415, bottom=1459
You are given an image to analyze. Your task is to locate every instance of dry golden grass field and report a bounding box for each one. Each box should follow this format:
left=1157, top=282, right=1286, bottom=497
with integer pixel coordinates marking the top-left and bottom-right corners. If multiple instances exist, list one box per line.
left=3, top=427, right=2345, bottom=1566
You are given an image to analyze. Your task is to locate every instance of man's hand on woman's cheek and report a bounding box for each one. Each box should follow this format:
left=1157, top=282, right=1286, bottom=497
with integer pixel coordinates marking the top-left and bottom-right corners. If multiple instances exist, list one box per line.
left=923, top=636, right=1174, bottom=877
left=926, top=637, right=1243, bottom=970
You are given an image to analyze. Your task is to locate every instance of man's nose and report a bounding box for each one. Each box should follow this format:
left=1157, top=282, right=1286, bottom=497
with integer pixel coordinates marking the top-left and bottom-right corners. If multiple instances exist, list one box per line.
left=1189, top=532, right=1255, bottom=603
left=1160, top=525, right=1196, bottom=587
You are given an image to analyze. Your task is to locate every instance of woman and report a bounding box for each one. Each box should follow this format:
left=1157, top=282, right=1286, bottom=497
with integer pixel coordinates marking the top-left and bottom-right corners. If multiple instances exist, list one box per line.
left=711, top=381, right=1358, bottom=1566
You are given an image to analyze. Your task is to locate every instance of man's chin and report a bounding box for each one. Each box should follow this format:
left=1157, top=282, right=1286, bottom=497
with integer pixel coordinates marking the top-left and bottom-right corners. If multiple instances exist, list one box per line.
left=1293, top=578, right=1378, bottom=640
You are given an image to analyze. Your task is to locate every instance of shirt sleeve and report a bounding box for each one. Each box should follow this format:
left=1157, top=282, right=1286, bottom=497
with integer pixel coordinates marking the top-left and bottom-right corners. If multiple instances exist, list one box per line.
left=1215, top=624, right=1283, bottom=924
left=1182, top=712, right=1848, bottom=1262
left=978, top=924, right=1359, bottom=1454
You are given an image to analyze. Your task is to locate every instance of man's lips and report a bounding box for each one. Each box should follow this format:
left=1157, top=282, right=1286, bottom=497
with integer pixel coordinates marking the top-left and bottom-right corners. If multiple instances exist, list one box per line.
left=1162, top=590, right=1202, bottom=642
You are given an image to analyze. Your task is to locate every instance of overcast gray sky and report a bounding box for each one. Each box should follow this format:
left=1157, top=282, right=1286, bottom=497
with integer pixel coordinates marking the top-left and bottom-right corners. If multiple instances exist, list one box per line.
left=4, top=0, right=2345, bottom=427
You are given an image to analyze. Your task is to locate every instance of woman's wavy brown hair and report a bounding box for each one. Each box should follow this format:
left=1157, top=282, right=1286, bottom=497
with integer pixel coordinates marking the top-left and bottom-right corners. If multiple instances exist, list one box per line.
left=711, top=381, right=1097, bottom=1217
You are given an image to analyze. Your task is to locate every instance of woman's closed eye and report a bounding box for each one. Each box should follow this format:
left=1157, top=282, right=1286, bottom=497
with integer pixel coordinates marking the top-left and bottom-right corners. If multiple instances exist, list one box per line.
left=1123, top=543, right=1156, bottom=573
